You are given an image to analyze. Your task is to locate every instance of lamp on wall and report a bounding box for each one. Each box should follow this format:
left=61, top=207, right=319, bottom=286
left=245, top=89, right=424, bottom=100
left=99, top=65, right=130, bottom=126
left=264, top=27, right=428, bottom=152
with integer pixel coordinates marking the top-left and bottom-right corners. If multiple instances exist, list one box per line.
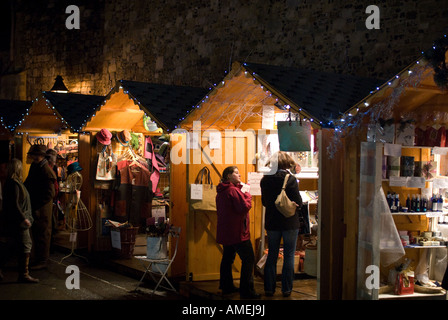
left=50, top=75, right=69, bottom=93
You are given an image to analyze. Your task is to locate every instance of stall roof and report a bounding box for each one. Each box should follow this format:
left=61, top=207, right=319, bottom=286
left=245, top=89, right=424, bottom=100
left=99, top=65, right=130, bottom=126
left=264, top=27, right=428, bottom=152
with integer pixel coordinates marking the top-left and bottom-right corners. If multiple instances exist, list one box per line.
left=43, top=91, right=105, bottom=132
left=82, top=80, right=208, bottom=133
left=179, top=61, right=384, bottom=131
left=344, top=46, right=448, bottom=126
left=242, top=62, right=384, bottom=126
left=0, top=99, right=32, bottom=133
left=14, top=92, right=104, bottom=134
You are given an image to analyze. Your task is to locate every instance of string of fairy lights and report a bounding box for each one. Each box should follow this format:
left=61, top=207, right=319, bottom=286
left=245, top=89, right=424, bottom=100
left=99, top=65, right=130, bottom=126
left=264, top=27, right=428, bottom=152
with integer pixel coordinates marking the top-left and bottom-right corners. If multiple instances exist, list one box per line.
left=4, top=33, right=447, bottom=147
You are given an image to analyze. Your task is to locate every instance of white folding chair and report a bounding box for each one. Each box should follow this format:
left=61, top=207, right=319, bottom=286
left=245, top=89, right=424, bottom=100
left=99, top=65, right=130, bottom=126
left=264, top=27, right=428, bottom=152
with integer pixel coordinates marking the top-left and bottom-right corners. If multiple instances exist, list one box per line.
left=134, top=226, right=181, bottom=295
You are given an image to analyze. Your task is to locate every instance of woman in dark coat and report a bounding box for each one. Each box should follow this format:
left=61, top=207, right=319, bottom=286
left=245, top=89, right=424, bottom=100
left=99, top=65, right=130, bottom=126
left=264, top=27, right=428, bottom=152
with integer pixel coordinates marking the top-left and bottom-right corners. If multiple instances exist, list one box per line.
left=24, top=144, right=56, bottom=270
left=260, top=151, right=302, bottom=297
left=216, top=166, right=260, bottom=299
left=0, top=159, right=38, bottom=283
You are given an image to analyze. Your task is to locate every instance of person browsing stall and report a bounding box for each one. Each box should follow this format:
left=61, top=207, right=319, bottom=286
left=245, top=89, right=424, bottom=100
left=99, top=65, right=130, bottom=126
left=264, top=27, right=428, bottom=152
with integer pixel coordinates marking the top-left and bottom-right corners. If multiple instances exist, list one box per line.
left=260, top=151, right=303, bottom=297
left=215, top=166, right=260, bottom=299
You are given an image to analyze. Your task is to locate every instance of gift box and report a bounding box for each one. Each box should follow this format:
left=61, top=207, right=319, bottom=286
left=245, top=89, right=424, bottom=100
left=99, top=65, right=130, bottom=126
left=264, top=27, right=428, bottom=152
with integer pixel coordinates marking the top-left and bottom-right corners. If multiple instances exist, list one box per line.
left=394, top=272, right=414, bottom=295
left=400, top=156, right=415, bottom=177
left=387, top=156, right=401, bottom=177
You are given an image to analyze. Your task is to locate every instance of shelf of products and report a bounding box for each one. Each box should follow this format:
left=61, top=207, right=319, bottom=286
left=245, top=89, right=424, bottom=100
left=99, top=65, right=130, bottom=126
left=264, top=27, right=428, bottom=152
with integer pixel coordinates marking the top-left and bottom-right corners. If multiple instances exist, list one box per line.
left=380, top=144, right=448, bottom=299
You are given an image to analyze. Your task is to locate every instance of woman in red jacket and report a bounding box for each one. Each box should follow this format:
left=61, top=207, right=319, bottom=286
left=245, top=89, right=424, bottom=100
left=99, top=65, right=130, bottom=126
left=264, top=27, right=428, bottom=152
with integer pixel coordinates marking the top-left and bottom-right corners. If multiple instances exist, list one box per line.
left=216, top=166, right=260, bottom=299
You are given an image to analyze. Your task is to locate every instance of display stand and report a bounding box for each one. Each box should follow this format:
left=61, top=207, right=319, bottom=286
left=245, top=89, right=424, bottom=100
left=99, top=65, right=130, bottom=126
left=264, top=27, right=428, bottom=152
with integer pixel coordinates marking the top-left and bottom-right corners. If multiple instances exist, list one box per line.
left=60, top=171, right=92, bottom=263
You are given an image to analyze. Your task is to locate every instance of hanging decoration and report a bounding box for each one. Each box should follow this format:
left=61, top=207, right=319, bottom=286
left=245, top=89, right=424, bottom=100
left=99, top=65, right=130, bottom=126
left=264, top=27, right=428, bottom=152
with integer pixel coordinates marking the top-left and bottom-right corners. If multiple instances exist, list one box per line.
left=325, top=61, right=430, bottom=158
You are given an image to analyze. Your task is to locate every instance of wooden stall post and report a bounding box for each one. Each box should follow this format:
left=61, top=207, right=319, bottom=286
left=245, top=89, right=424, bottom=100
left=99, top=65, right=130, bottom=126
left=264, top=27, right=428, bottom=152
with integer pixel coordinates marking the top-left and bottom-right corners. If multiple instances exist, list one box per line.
left=78, top=132, right=95, bottom=252
left=319, top=128, right=345, bottom=299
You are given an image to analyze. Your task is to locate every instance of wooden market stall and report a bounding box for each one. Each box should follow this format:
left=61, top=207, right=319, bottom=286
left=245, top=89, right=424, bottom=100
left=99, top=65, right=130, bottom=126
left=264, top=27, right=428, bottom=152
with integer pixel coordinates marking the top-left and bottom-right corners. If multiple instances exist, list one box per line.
left=12, top=91, right=105, bottom=251
left=79, top=80, right=207, bottom=269
left=334, top=41, right=448, bottom=300
left=173, top=61, right=381, bottom=288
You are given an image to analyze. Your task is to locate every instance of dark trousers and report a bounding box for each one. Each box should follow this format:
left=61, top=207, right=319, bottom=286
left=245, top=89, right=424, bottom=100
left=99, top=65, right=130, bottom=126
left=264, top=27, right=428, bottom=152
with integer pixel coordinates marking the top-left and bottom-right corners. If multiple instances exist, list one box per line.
left=31, top=202, right=53, bottom=263
left=220, top=240, right=256, bottom=295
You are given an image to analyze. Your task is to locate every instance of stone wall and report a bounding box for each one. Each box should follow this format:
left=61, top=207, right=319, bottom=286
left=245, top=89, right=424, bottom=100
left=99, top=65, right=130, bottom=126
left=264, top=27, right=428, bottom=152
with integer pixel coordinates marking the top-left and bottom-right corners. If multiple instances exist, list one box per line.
left=4, top=0, right=448, bottom=100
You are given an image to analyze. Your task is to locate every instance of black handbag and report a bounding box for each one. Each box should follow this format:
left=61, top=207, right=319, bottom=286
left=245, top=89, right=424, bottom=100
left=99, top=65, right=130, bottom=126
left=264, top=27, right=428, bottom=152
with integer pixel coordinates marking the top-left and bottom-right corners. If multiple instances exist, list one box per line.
left=298, top=204, right=311, bottom=235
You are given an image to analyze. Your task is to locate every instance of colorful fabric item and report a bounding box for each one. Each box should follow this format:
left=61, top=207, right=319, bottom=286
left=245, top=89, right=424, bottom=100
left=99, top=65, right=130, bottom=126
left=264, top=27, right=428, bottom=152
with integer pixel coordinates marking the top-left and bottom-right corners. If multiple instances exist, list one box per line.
left=114, top=160, right=153, bottom=227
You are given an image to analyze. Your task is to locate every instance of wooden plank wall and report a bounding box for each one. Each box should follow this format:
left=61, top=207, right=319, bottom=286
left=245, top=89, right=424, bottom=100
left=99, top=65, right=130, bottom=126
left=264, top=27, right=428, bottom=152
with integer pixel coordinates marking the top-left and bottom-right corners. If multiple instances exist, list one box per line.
left=169, top=134, right=189, bottom=277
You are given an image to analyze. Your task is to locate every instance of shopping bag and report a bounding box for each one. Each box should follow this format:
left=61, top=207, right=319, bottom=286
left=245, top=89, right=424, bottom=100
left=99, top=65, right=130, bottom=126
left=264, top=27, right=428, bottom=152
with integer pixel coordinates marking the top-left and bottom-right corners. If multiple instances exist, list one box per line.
left=190, top=166, right=217, bottom=211
left=277, top=121, right=311, bottom=152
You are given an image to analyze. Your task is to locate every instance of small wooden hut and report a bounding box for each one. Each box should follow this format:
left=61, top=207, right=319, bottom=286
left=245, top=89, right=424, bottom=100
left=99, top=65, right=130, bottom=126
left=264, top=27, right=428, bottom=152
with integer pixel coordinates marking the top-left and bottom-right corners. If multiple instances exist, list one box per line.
left=332, top=41, right=448, bottom=300
left=172, top=61, right=382, bottom=288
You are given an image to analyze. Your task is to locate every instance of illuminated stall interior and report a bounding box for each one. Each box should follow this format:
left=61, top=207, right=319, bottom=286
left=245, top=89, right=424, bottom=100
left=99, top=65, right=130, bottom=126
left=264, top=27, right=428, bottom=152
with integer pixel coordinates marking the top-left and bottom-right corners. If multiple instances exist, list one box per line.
left=337, top=44, right=448, bottom=299
left=11, top=90, right=105, bottom=250
left=80, top=80, right=207, bottom=258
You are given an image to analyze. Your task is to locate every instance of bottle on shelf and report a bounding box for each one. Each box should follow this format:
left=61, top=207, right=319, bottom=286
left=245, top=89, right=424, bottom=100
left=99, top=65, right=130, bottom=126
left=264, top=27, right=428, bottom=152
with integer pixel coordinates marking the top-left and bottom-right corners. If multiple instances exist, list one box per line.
left=421, top=195, right=428, bottom=212
left=395, top=194, right=400, bottom=213
left=416, top=195, right=420, bottom=212
left=411, top=194, right=416, bottom=212
left=390, top=193, right=397, bottom=212
left=432, top=194, right=438, bottom=212
left=437, top=194, right=443, bottom=212
left=406, top=194, right=411, bottom=212
left=387, top=192, right=392, bottom=211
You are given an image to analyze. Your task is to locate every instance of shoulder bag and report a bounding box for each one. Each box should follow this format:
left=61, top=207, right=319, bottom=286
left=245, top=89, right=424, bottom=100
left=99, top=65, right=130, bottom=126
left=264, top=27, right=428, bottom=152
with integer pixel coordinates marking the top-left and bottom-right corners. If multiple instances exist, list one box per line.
left=275, top=174, right=298, bottom=218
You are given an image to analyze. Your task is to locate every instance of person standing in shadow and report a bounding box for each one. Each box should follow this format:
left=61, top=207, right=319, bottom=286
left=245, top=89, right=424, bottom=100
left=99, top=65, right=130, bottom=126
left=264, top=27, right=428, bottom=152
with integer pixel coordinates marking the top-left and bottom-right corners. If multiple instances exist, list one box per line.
left=0, top=159, right=39, bottom=283
left=24, top=145, right=56, bottom=270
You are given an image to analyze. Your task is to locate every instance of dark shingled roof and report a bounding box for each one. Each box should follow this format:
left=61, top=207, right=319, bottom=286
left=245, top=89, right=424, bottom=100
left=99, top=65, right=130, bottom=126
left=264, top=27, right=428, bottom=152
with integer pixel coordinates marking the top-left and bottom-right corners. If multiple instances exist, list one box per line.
left=118, top=80, right=208, bottom=131
left=42, top=91, right=105, bottom=132
left=242, top=62, right=385, bottom=125
left=0, top=99, right=33, bottom=131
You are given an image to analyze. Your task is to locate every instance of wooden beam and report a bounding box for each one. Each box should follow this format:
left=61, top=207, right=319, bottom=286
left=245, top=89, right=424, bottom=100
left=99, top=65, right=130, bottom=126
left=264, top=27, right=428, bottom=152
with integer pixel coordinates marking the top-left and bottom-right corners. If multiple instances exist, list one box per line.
left=405, top=84, right=445, bottom=94
left=319, top=129, right=345, bottom=300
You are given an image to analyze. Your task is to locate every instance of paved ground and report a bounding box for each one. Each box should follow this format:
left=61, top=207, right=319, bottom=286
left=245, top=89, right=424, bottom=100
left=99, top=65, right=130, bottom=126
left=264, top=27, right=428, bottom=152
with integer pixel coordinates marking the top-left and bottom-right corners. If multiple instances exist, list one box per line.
left=0, top=251, right=184, bottom=300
